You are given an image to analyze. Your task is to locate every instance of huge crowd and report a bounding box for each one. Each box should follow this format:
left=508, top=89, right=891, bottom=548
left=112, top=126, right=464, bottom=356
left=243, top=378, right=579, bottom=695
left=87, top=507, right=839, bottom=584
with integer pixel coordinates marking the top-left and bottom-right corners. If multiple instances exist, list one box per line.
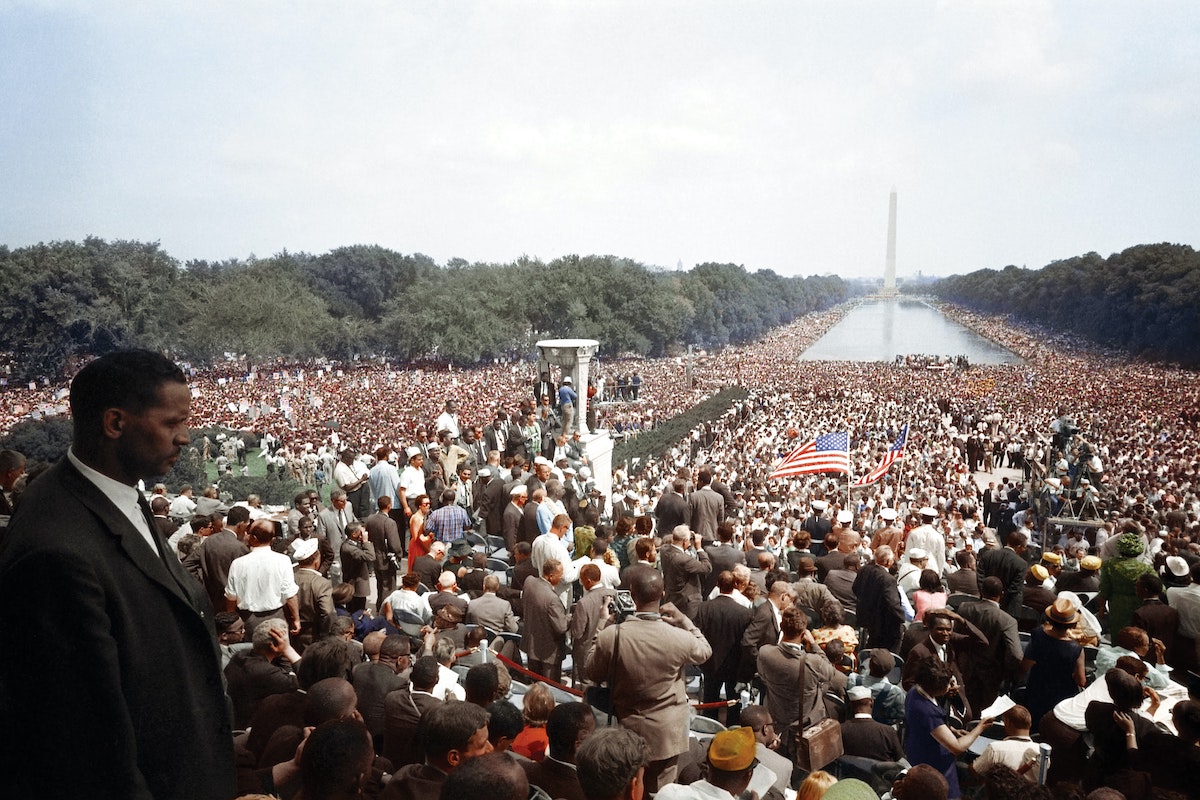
left=4, top=300, right=1200, bottom=800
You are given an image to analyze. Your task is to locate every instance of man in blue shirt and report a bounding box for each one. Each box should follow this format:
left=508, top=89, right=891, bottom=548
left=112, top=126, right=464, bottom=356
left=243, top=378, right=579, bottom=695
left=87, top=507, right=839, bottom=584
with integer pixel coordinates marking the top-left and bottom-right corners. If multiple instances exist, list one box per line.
left=557, top=377, right=579, bottom=435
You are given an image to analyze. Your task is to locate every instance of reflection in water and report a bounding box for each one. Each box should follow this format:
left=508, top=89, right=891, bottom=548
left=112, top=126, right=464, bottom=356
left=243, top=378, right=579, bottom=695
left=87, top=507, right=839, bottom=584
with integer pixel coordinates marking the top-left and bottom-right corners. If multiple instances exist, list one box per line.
left=801, top=298, right=1023, bottom=365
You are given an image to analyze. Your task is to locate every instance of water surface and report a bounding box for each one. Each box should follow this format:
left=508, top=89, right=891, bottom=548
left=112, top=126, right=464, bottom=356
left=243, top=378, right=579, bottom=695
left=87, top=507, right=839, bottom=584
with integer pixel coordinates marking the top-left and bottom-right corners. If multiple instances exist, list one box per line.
left=800, top=298, right=1023, bottom=364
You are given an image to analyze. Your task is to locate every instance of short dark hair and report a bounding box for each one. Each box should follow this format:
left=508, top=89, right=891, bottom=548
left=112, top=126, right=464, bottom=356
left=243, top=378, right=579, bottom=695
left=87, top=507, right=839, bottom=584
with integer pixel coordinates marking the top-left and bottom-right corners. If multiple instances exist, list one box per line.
left=546, top=702, right=595, bottom=760
left=410, top=655, right=440, bottom=690
left=226, top=505, right=251, bottom=526
left=464, top=663, right=500, bottom=706
left=295, top=637, right=352, bottom=688
left=300, top=719, right=373, bottom=798
left=420, top=702, right=489, bottom=760
left=69, top=350, right=187, bottom=442
left=441, top=752, right=528, bottom=800
left=577, top=728, right=649, bottom=800
left=486, top=700, right=524, bottom=743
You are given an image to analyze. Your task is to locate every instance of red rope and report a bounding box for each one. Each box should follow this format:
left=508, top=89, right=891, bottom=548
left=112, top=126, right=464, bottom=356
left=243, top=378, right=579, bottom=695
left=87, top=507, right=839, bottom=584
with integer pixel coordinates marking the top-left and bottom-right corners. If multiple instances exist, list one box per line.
left=489, top=652, right=736, bottom=709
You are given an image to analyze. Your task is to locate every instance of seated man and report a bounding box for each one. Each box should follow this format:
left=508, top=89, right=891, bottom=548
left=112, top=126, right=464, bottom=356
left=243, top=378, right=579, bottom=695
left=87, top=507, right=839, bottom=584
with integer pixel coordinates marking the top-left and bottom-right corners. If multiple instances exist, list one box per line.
left=382, top=655, right=443, bottom=768
left=576, top=728, right=648, bottom=800
left=840, top=685, right=905, bottom=763
left=969, top=704, right=1039, bottom=782
left=522, top=702, right=595, bottom=800
left=656, top=727, right=766, bottom=800
left=381, top=701, right=493, bottom=800
left=224, top=618, right=301, bottom=729
left=1095, top=626, right=1172, bottom=690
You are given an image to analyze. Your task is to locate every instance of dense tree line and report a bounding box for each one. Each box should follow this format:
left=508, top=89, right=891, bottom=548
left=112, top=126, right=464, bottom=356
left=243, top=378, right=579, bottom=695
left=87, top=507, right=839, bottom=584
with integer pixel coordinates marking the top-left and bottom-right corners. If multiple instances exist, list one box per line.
left=925, top=243, right=1200, bottom=367
left=0, top=238, right=850, bottom=381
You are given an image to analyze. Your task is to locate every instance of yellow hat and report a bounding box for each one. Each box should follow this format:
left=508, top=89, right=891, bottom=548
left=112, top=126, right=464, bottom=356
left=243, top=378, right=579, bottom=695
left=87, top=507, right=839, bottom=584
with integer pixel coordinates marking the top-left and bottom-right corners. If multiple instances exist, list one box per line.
left=1030, top=564, right=1049, bottom=582
left=1041, top=552, right=1062, bottom=566
left=1081, top=555, right=1102, bottom=571
left=707, top=726, right=758, bottom=772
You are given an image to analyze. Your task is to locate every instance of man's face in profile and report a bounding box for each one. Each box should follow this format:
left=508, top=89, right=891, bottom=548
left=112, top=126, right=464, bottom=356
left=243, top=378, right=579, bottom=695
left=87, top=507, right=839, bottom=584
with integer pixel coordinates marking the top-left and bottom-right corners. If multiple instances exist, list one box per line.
left=115, top=381, right=191, bottom=481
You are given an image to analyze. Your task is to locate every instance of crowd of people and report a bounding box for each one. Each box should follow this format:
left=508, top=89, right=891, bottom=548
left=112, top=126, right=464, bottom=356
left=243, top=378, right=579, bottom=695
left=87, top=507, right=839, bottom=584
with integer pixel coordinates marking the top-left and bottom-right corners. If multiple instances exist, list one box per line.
left=3, top=301, right=1200, bottom=800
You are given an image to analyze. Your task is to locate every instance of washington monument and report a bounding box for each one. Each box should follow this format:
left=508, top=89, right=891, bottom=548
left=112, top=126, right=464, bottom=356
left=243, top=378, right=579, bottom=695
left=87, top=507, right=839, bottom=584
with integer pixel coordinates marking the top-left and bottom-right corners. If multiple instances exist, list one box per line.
left=882, top=187, right=898, bottom=296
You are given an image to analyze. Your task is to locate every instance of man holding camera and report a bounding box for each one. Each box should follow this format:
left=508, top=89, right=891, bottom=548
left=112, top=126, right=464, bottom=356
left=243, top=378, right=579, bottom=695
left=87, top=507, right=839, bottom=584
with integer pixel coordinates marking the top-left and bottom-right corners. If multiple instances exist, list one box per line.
left=660, top=524, right=712, bottom=619
left=587, top=571, right=711, bottom=793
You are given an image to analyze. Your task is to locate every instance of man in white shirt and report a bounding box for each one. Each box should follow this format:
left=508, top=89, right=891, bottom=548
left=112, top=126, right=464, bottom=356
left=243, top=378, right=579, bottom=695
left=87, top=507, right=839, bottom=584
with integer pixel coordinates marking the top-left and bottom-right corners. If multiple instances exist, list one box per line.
left=225, top=519, right=301, bottom=637
left=532, top=513, right=579, bottom=607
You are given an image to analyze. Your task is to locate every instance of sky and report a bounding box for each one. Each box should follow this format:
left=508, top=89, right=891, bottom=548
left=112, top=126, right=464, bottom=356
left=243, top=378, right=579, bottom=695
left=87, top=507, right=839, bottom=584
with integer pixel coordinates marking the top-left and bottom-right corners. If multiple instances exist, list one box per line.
left=2, top=1, right=1198, bottom=280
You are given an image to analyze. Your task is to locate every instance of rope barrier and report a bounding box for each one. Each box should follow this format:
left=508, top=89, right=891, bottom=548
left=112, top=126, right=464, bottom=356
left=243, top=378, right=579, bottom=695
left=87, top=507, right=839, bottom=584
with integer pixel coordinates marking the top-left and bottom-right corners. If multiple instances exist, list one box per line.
left=487, top=652, right=737, bottom=709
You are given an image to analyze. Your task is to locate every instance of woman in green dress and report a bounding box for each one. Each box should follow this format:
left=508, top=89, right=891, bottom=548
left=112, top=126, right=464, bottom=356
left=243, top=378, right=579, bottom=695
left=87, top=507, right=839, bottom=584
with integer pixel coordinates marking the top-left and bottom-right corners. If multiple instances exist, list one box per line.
left=1097, top=531, right=1155, bottom=632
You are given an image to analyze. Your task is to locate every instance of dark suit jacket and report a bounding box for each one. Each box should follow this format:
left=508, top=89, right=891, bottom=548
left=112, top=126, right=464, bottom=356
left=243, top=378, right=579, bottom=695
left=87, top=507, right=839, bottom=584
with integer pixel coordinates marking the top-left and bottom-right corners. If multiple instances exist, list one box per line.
left=687, top=486, right=724, bottom=542
left=413, top=554, right=444, bottom=591
left=0, top=459, right=235, bottom=800
left=741, top=600, right=781, bottom=680
left=840, top=716, right=905, bottom=762
left=694, top=594, right=754, bottom=680
left=340, top=538, right=377, bottom=598
left=383, top=688, right=442, bottom=767
left=957, top=596, right=1023, bottom=714
left=702, top=542, right=746, bottom=597
left=853, top=563, right=904, bottom=651
left=199, top=529, right=250, bottom=612
left=523, top=756, right=586, bottom=800
left=655, top=491, right=690, bottom=536
left=352, top=661, right=407, bottom=738
left=660, top=543, right=712, bottom=618
left=945, top=568, right=979, bottom=596
left=977, top=547, right=1028, bottom=617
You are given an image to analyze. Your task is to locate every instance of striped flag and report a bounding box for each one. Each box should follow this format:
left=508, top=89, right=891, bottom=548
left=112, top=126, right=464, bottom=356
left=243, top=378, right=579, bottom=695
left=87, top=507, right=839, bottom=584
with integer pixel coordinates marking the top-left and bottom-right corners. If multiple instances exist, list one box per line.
left=769, top=431, right=851, bottom=480
left=853, top=424, right=908, bottom=487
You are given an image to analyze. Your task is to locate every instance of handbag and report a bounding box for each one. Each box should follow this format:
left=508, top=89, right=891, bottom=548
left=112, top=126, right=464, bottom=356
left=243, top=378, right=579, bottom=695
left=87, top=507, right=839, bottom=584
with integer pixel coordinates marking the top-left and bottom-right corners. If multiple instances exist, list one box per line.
left=584, top=626, right=620, bottom=720
left=792, top=646, right=844, bottom=772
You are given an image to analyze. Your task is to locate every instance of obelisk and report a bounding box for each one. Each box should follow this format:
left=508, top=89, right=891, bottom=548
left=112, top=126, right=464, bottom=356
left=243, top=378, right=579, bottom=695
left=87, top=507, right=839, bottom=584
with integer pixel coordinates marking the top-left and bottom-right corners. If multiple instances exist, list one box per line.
left=882, top=187, right=898, bottom=296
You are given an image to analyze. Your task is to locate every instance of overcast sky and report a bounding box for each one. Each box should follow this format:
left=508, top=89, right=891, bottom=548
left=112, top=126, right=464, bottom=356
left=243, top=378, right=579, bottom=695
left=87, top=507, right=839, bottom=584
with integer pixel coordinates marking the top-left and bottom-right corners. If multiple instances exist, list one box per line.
left=2, top=1, right=1197, bottom=280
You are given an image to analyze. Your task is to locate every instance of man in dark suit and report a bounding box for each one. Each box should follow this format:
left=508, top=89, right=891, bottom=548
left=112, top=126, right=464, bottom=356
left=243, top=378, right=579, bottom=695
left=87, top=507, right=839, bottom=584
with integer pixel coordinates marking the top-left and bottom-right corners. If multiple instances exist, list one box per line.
left=957, top=577, right=1023, bottom=715
left=977, top=531, right=1029, bottom=617
left=522, top=702, right=594, bottom=800
left=741, top=580, right=793, bottom=679
left=340, top=521, right=377, bottom=613
left=197, top=504, right=251, bottom=613
left=655, top=478, right=690, bottom=535
left=502, top=485, right=527, bottom=559
left=365, top=496, right=404, bottom=609
left=382, top=655, right=444, bottom=768
left=149, top=494, right=177, bottom=539
left=413, top=541, right=447, bottom=591
left=946, top=550, right=980, bottom=597
left=853, top=545, right=905, bottom=651
left=900, top=609, right=988, bottom=723
left=659, top=525, right=712, bottom=619
left=702, top=521, right=746, bottom=598
left=840, top=685, right=904, bottom=762
left=0, top=350, right=235, bottom=800
left=694, top=570, right=754, bottom=724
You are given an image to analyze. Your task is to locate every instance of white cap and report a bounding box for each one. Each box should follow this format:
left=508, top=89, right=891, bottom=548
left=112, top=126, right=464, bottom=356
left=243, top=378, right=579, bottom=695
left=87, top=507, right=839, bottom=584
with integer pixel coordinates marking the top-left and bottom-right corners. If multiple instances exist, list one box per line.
left=847, top=686, right=873, bottom=702
left=406, top=446, right=422, bottom=460
left=837, top=510, right=853, bottom=524
left=908, top=547, right=929, bottom=561
left=919, top=506, right=938, bottom=518
left=561, top=376, right=572, bottom=384
left=811, top=500, right=828, bottom=511
left=291, top=538, right=319, bottom=561
left=510, top=485, right=528, bottom=496
left=879, top=508, right=898, bottom=521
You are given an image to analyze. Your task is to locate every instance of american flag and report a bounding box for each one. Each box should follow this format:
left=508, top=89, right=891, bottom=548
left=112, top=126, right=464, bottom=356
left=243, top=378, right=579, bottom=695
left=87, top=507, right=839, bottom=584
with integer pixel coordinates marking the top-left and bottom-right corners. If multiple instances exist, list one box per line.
left=853, top=424, right=908, bottom=487
left=768, top=431, right=851, bottom=480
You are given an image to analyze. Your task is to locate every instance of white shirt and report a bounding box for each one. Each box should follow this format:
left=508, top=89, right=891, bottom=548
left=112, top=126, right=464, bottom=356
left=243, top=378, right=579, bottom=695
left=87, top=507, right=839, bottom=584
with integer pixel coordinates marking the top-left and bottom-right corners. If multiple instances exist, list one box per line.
left=435, top=411, right=461, bottom=440
left=384, top=588, right=432, bottom=624
left=225, top=546, right=299, bottom=611
left=169, top=493, right=197, bottom=518
left=67, top=448, right=158, bottom=555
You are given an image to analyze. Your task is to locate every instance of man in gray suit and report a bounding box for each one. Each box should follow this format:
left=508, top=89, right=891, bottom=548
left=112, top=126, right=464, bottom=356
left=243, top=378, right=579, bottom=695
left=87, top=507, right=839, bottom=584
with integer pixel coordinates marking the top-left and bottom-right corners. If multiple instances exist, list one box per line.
left=466, top=574, right=519, bottom=633
left=687, top=469, right=724, bottom=544
left=702, top=520, right=746, bottom=598
left=521, top=559, right=570, bottom=682
left=317, top=488, right=358, bottom=564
